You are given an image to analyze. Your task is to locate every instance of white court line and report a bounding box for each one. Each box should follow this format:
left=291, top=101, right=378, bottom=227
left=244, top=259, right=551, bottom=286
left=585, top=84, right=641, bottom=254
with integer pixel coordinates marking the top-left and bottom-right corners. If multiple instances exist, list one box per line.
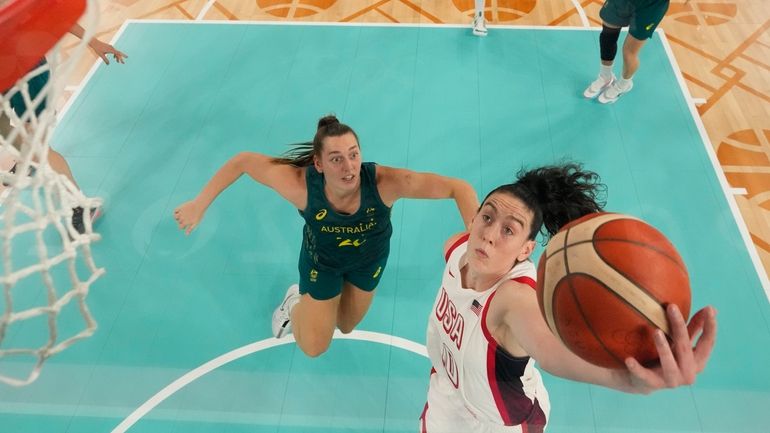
left=730, top=188, right=748, bottom=195
left=659, top=30, right=770, bottom=303
left=122, top=18, right=595, bottom=31
left=196, top=0, right=217, bottom=21
left=111, top=330, right=427, bottom=433
left=692, top=97, right=707, bottom=105
left=569, top=0, right=591, bottom=28
left=60, top=18, right=602, bottom=119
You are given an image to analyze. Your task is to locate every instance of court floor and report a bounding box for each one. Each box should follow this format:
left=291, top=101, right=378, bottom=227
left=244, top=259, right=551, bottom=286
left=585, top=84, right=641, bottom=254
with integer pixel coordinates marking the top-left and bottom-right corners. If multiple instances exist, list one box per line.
left=2, top=21, right=770, bottom=433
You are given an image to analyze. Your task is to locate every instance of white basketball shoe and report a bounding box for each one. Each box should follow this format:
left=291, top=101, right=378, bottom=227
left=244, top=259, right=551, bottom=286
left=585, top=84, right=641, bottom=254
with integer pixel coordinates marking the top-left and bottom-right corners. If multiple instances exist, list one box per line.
left=271, top=284, right=300, bottom=338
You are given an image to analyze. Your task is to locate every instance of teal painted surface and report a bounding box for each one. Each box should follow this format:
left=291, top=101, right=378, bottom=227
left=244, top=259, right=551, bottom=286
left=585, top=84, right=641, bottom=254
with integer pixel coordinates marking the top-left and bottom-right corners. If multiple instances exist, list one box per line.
left=1, top=22, right=766, bottom=433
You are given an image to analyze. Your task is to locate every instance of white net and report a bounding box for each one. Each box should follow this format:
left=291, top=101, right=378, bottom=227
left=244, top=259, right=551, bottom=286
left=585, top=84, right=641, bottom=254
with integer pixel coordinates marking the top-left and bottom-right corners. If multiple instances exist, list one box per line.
left=0, top=0, right=104, bottom=386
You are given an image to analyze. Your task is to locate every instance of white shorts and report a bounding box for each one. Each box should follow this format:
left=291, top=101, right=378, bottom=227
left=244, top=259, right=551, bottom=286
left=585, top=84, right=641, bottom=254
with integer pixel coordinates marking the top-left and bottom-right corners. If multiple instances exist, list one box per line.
left=420, top=373, right=550, bottom=433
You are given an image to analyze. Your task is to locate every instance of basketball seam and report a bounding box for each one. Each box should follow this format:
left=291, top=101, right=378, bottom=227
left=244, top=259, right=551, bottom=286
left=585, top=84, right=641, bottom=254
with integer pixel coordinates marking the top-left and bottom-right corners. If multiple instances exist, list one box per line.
left=564, top=272, right=661, bottom=367
left=546, top=237, right=687, bottom=274
left=565, top=274, right=626, bottom=368
left=593, top=245, right=683, bottom=310
left=561, top=234, right=625, bottom=368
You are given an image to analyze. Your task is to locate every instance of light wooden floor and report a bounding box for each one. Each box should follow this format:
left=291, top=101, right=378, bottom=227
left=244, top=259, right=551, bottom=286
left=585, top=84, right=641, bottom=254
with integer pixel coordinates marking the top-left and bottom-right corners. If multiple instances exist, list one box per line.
left=60, top=0, right=770, bottom=278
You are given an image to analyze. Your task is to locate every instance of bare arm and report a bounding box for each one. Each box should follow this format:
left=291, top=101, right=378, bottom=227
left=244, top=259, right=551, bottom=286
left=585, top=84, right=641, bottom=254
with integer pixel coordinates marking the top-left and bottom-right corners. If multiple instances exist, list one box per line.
left=496, top=282, right=717, bottom=394
left=69, top=24, right=128, bottom=64
left=377, top=165, right=479, bottom=229
left=174, top=152, right=306, bottom=234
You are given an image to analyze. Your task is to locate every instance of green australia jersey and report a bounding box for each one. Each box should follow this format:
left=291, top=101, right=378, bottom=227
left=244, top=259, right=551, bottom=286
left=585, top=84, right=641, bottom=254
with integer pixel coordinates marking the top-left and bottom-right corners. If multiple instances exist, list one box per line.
left=300, top=162, right=393, bottom=272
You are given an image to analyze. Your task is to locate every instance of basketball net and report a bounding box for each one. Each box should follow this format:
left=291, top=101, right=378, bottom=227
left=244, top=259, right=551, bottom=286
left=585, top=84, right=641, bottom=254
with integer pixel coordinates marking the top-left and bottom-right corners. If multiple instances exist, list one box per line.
left=0, top=0, right=104, bottom=386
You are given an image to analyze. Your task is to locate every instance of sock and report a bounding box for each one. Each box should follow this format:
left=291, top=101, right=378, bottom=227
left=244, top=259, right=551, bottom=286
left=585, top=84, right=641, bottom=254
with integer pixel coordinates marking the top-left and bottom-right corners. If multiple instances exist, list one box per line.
left=475, top=0, right=484, bottom=17
left=600, top=64, right=613, bottom=79
left=617, top=76, right=633, bottom=89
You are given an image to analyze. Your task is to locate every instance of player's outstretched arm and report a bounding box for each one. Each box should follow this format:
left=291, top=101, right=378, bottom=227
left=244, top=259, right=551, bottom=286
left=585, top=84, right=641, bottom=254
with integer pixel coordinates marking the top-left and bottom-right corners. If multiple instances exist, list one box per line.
left=377, top=165, right=479, bottom=229
left=174, top=152, right=305, bottom=235
left=499, top=283, right=717, bottom=394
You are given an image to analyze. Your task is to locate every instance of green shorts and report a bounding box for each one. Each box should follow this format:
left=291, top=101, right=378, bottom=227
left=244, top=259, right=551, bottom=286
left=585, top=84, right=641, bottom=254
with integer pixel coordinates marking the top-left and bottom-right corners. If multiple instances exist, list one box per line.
left=8, top=59, right=49, bottom=118
left=599, top=0, right=670, bottom=40
left=298, top=251, right=388, bottom=301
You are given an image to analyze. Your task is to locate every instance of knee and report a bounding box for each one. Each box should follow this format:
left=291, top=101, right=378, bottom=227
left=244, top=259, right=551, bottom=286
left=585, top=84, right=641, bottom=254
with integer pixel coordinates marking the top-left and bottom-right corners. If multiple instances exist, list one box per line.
left=337, top=322, right=355, bottom=334
left=599, top=25, right=621, bottom=61
left=296, top=333, right=332, bottom=358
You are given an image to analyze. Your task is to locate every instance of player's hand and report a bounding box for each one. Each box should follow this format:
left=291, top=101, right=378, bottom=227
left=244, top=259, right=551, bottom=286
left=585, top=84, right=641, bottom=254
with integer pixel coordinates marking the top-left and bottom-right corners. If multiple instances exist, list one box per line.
left=624, top=304, right=717, bottom=394
left=89, top=39, right=128, bottom=64
left=174, top=200, right=205, bottom=235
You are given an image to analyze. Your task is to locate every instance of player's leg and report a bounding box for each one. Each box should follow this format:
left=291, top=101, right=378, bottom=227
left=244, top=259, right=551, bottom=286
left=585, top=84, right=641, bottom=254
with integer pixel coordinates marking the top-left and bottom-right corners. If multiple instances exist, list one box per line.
left=272, top=253, right=343, bottom=357
left=584, top=0, right=630, bottom=98
left=291, top=291, right=341, bottom=357
left=598, top=0, right=668, bottom=103
left=337, top=256, right=387, bottom=333
left=472, top=0, right=487, bottom=37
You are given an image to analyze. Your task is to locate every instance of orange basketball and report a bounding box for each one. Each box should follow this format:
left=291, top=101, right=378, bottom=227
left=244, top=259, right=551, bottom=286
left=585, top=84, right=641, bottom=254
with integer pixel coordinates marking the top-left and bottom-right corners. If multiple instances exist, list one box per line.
left=536, top=213, right=691, bottom=369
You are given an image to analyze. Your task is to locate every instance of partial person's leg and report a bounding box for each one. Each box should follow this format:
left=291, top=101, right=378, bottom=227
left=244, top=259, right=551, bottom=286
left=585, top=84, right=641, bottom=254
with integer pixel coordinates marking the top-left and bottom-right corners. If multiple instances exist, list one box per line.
left=336, top=281, right=376, bottom=334
left=291, top=293, right=340, bottom=357
left=337, top=256, right=386, bottom=333
left=597, top=31, right=646, bottom=103
left=47, top=148, right=79, bottom=188
left=273, top=254, right=344, bottom=356
left=0, top=113, right=17, bottom=189
left=472, top=0, right=487, bottom=36
left=585, top=0, right=631, bottom=98
left=621, top=34, right=645, bottom=80
left=583, top=23, right=622, bottom=98
left=598, top=0, right=668, bottom=103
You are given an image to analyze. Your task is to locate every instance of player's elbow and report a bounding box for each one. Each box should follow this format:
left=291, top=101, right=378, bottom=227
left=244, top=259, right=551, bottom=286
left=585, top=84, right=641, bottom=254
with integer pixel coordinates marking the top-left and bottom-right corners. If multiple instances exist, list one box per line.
left=231, top=152, right=263, bottom=174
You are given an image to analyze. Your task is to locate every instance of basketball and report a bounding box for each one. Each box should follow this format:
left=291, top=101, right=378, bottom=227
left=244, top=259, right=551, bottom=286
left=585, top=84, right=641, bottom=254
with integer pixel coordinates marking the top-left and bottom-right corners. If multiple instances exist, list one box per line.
left=536, top=213, right=691, bottom=369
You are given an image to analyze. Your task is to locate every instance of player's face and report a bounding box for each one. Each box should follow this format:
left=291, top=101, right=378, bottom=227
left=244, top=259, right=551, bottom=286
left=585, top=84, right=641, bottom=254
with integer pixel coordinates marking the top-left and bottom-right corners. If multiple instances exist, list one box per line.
left=467, top=192, right=536, bottom=276
left=314, top=132, right=362, bottom=192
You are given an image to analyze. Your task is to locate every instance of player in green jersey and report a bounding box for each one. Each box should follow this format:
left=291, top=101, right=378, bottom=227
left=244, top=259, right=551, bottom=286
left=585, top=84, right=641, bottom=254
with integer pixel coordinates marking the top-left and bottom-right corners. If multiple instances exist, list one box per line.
left=174, top=115, right=479, bottom=357
left=584, top=0, right=670, bottom=103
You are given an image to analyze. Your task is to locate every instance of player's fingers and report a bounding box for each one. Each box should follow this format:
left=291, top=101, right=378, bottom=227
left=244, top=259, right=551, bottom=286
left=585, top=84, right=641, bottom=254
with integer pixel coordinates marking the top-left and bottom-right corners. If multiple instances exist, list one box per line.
left=653, top=329, right=683, bottom=387
left=667, top=304, right=695, bottom=384
left=625, top=357, right=659, bottom=393
left=693, top=306, right=717, bottom=373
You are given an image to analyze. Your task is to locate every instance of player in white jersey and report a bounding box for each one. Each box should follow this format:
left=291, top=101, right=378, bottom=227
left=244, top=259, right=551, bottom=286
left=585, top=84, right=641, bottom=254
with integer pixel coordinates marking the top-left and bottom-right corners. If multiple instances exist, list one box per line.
left=421, top=163, right=718, bottom=433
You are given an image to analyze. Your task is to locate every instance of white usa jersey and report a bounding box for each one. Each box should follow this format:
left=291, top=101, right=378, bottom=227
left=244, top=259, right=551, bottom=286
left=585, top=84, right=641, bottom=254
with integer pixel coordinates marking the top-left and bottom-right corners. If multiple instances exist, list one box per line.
left=421, top=234, right=550, bottom=433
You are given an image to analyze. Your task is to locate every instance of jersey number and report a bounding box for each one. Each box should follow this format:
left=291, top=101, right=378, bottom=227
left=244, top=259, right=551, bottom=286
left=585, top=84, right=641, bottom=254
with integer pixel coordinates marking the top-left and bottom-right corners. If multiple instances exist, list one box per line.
left=337, top=238, right=366, bottom=247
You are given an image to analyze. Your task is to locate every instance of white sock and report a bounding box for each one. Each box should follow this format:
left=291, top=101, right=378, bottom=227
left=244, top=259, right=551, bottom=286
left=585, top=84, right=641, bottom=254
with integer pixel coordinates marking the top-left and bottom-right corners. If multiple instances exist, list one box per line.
left=617, top=76, right=633, bottom=89
left=600, top=64, right=613, bottom=79
left=476, top=0, right=485, bottom=17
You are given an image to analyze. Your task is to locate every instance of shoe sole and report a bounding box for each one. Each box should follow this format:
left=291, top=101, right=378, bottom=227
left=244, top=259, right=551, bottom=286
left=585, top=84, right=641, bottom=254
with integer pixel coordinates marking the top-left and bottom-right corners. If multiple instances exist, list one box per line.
left=598, top=88, right=631, bottom=104
left=275, top=321, right=290, bottom=339
left=584, top=81, right=613, bottom=99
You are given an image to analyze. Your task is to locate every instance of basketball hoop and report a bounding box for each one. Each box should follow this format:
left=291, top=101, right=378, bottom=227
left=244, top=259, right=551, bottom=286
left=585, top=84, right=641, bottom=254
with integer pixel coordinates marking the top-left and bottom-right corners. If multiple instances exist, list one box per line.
left=0, top=0, right=105, bottom=386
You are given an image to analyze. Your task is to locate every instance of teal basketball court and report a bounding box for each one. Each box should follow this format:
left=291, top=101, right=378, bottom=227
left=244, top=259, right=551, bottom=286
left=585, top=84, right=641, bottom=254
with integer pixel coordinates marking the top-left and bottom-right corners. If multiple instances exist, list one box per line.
left=1, top=21, right=769, bottom=433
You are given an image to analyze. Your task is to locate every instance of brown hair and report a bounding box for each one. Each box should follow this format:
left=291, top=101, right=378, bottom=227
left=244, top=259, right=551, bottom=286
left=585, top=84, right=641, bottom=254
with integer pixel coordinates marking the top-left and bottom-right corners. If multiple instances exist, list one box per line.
left=272, top=115, right=359, bottom=167
left=481, top=162, right=606, bottom=243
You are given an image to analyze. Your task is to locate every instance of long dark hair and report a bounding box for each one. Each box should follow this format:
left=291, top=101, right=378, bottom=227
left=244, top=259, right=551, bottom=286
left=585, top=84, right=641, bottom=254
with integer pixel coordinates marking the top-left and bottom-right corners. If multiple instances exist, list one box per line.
left=272, top=115, right=359, bottom=167
left=481, top=163, right=607, bottom=243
